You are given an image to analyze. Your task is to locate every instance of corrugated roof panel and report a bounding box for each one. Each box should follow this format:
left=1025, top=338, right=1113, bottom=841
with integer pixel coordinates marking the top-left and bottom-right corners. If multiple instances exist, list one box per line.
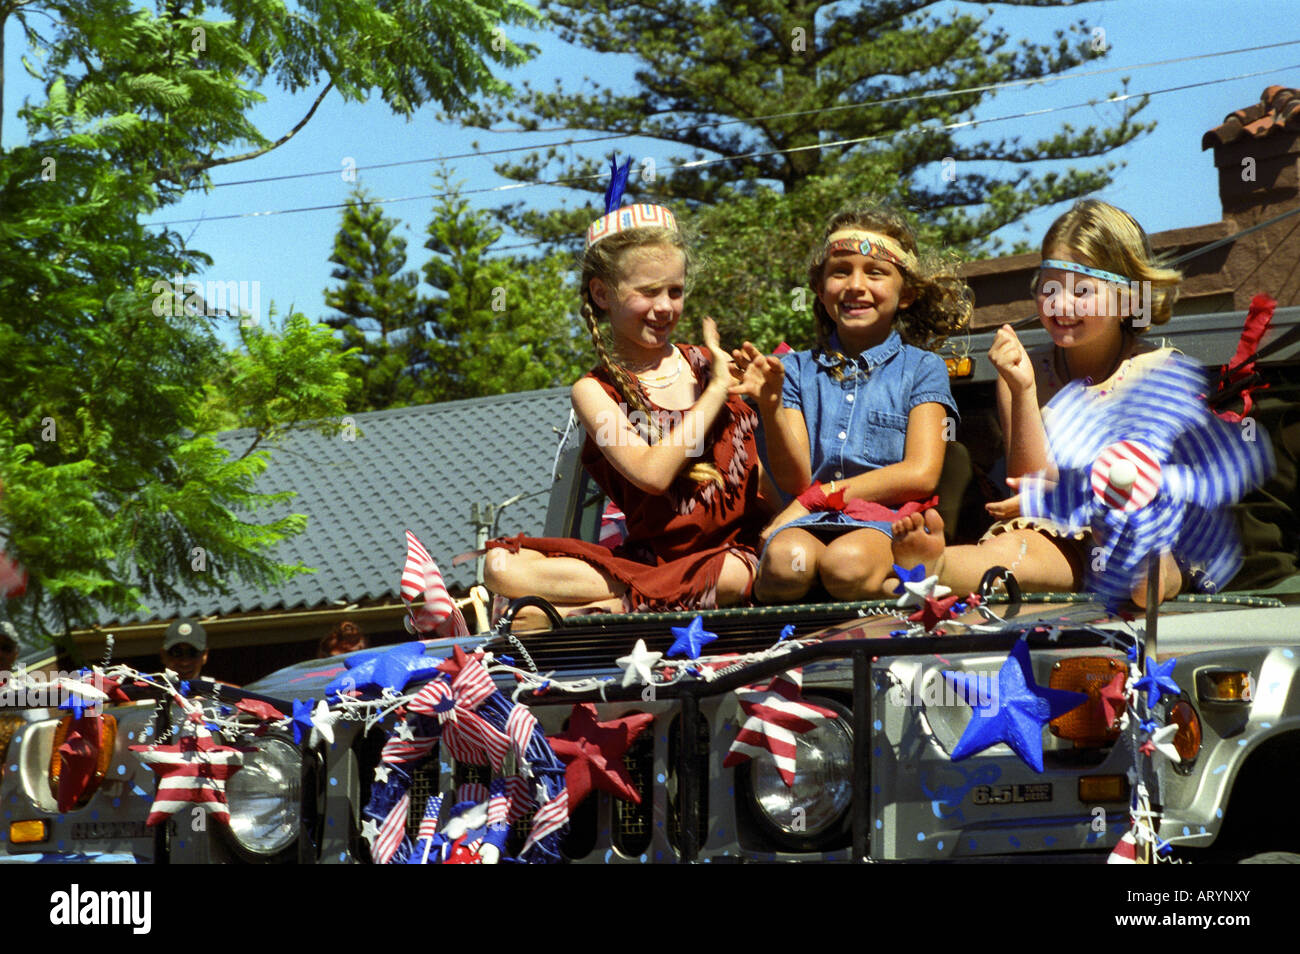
left=103, top=388, right=575, bottom=625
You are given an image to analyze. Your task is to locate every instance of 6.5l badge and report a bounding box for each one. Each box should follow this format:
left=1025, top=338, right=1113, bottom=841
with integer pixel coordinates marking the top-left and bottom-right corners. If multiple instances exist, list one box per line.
left=971, top=784, right=1052, bottom=805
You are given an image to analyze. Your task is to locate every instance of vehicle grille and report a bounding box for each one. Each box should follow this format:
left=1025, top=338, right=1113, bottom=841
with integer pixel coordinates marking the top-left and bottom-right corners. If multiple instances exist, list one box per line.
left=666, top=711, right=709, bottom=852
left=612, top=727, right=653, bottom=856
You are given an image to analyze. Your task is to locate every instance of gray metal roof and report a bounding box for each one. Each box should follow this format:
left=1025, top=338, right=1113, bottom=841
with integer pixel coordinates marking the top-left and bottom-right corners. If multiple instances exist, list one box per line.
left=109, top=387, right=576, bottom=624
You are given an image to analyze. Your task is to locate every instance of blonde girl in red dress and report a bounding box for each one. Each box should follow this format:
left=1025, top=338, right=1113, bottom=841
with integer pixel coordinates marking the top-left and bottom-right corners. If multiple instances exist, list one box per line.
left=484, top=202, right=775, bottom=620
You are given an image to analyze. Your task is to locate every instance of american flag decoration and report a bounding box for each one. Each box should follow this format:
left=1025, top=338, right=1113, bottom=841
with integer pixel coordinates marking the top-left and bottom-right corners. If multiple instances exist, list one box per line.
left=362, top=648, right=569, bottom=863
left=1107, top=828, right=1140, bottom=864
left=129, top=719, right=256, bottom=827
left=361, top=761, right=415, bottom=864
left=1019, top=352, right=1275, bottom=609
left=722, top=668, right=839, bottom=787
left=407, top=655, right=514, bottom=770
left=598, top=499, right=627, bottom=549
left=401, top=530, right=469, bottom=637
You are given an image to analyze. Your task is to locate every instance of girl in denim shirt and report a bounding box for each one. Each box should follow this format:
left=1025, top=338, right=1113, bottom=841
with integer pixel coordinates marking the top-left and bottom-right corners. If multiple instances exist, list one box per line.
left=733, top=205, right=971, bottom=602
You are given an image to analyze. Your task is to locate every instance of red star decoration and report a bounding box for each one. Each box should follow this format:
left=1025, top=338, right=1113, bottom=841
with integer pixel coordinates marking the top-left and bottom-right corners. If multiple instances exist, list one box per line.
left=98, top=676, right=133, bottom=704
left=235, top=698, right=286, bottom=722
left=1098, top=671, right=1128, bottom=728
left=546, top=704, right=654, bottom=809
left=56, top=715, right=104, bottom=812
left=1139, top=738, right=1156, bottom=757
left=908, top=594, right=963, bottom=631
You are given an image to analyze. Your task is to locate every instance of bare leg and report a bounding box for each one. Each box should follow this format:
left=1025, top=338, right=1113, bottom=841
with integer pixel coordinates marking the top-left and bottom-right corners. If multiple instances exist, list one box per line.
left=509, top=596, right=628, bottom=631
left=755, top=528, right=825, bottom=603
left=821, top=528, right=897, bottom=600
left=485, top=547, right=625, bottom=602
left=939, top=529, right=1082, bottom=595
left=716, top=552, right=758, bottom=607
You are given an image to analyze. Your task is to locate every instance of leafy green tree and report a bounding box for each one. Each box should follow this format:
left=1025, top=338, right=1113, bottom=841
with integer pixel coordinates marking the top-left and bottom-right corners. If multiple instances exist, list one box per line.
left=0, top=0, right=538, bottom=639
left=324, top=188, right=437, bottom=411
left=470, top=0, right=1149, bottom=242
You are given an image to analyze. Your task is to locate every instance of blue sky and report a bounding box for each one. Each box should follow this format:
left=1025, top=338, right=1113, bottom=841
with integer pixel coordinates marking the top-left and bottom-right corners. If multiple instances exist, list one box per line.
left=5, top=1, right=1299, bottom=343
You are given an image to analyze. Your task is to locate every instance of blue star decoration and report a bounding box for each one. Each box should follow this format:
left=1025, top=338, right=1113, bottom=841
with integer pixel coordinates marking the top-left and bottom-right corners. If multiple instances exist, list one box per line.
left=779, top=624, right=795, bottom=642
left=325, top=642, right=444, bottom=699
left=291, top=699, right=316, bottom=745
left=890, top=563, right=927, bottom=596
left=1133, top=656, right=1180, bottom=708
left=667, top=616, right=717, bottom=660
left=944, top=639, right=1089, bottom=773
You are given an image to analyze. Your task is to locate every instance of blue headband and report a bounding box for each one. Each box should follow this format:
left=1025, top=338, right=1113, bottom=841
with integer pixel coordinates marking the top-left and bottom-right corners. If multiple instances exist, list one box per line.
left=1040, top=259, right=1131, bottom=286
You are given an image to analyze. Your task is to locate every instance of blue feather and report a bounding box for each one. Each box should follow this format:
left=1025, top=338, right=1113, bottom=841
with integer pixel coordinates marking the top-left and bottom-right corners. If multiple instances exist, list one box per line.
left=604, top=154, right=633, bottom=214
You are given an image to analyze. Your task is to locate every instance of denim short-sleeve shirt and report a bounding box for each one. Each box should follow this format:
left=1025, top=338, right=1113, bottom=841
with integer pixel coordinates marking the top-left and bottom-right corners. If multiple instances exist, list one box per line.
left=780, top=330, right=958, bottom=483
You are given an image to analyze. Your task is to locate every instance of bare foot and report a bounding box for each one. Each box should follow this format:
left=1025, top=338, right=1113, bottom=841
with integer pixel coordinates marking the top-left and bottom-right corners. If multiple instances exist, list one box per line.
left=886, top=510, right=946, bottom=590
left=1131, top=552, right=1182, bottom=609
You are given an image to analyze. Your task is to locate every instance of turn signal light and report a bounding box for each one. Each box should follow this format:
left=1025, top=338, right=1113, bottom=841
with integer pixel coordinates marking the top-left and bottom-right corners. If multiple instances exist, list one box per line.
left=1049, top=656, right=1126, bottom=745
left=1078, top=775, right=1129, bottom=803
left=1197, top=670, right=1254, bottom=704
left=1168, top=700, right=1202, bottom=764
left=9, top=820, right=48, bottom=844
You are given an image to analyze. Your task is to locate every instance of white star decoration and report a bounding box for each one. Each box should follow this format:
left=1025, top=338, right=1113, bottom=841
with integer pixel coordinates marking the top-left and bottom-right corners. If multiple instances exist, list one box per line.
left=373, top=764, right=391, bottom=784
left=895, top=575, right=951, bottom=610
left=361, top=818, right=380, bottom=844
left=616, top=639, right=662, bottom=688
left=310, top=700, right=339, bottom=746
left=1148, top=723, right=1182, bottom=763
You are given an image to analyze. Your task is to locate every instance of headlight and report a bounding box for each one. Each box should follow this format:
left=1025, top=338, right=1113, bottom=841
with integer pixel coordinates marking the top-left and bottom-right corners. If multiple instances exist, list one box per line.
left=744, top=697, right=853, bottom=849
left=226, top=736, right=302, bottom=856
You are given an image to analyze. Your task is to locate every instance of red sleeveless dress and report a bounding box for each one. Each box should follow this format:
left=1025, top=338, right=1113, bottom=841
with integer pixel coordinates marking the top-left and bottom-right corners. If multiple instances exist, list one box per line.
left=488, top=344, right=767, bottom=611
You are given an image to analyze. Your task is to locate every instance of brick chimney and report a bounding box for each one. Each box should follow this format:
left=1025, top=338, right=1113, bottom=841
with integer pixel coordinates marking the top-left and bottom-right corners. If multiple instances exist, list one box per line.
left=1203, top=85, right=1300, bottom=227
left=1197, top=85, right=1300, bottom=308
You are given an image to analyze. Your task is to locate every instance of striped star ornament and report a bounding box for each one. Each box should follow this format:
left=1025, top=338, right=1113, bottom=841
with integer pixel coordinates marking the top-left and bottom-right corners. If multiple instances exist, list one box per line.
left=723, top=668, right=839, bottom=787
left=130, top=719, right=256, bottom=827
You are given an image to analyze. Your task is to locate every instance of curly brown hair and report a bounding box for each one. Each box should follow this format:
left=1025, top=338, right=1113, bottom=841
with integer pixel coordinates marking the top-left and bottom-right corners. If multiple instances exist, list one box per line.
left=806, top=204, right=972, bottom=374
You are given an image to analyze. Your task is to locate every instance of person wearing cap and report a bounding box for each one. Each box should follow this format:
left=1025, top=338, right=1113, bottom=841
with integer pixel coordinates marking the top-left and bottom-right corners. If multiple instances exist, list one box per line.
left=161, top=618, right=208, bottom=682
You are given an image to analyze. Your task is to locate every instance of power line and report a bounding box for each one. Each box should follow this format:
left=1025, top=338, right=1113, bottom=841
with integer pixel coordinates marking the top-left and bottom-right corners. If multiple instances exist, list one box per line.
left=152, top=62, right=1300, bottom=228
left=208, top=38, right=1300, bottom=190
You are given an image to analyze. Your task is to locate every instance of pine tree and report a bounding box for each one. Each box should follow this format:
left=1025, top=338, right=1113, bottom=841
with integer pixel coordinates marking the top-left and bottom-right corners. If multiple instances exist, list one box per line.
left=324, top=189, right=436, bottom=411
left=470, top=0, right=1150, bottom=248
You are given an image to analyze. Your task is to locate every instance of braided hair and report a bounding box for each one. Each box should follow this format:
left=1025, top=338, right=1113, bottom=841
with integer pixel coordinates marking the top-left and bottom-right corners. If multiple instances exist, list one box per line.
left=580, top=226, right=724, bottom=489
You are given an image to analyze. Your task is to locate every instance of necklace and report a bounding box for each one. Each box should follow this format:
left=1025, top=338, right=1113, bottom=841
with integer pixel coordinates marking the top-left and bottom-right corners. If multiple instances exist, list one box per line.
left=1056, top=331, right=1129, bottom=387
left=634, top=350, right=684, bottom=389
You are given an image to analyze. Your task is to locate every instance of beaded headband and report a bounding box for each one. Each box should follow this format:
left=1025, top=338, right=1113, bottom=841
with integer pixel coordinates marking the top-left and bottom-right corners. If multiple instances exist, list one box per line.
left=1039, top=259, right=1131, bottom=286
left=586, top=154, right=678, bottom=249
left=586, top=203, right=678, bottom=248
left=823, top=229, right=917, bottom=273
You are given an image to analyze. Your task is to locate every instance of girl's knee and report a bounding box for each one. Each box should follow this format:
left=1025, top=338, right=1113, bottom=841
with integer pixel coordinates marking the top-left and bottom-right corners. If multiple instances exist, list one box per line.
left=716, top=555, right=756, bottom=606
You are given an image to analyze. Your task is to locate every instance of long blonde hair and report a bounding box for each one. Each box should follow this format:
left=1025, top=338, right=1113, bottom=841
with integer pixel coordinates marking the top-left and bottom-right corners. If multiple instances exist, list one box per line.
left=1040, top=199, right=1182, bottom=328
left=807, top=204, right=971, bottom=376
left=580, top=226, right=723, bottom=488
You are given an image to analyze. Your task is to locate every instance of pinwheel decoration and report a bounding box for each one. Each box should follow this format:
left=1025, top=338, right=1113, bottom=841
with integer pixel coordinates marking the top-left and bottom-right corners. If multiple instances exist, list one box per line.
left=1019, top=352, right=1274, bottom=609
